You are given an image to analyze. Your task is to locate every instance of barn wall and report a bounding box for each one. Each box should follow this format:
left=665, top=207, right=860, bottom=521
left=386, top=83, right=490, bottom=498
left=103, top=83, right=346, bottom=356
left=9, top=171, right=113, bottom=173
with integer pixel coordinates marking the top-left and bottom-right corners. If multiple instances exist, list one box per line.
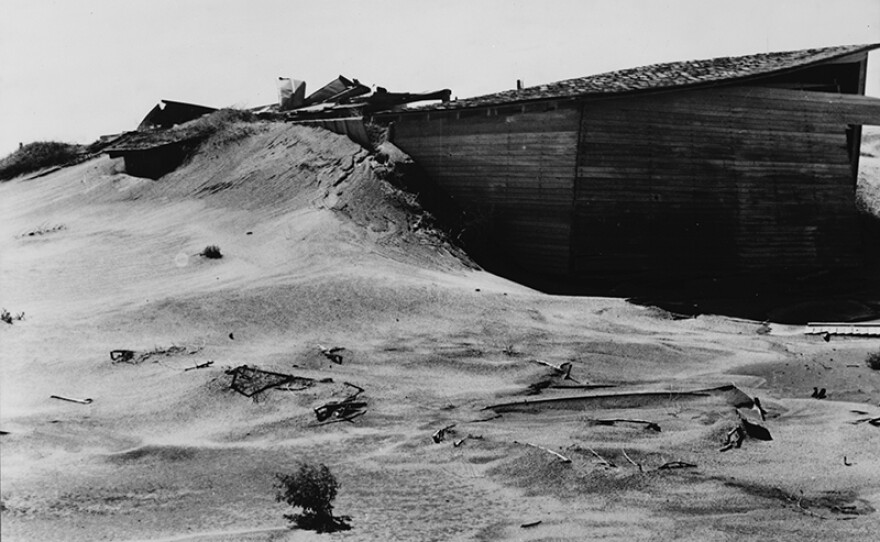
left=573, top=85, right=862, bottom=278
left=391, top=105, right=580, bottom=276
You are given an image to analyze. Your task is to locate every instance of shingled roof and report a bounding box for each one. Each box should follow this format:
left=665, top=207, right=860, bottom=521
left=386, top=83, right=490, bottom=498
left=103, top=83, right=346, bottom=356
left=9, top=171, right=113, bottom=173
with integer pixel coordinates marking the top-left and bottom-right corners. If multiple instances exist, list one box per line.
left=418, top=43, right=880, bottom=112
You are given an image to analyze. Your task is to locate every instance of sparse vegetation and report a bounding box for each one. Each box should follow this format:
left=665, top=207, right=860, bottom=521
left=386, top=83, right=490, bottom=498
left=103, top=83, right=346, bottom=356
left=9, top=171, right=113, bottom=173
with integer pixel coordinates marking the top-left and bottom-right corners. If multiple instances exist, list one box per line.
left=18, top=223, right=66, bottom=238
left=0, top=141, right=83, bottom=181
left=867, top=351, right=880, bottom=371
left=1, top=308, right=24, bottom=325
left=275, top=463, right=350, bottom=532
left=189, top=108, right=260, bottom=147
left=200, top=245, right=223, bottom=259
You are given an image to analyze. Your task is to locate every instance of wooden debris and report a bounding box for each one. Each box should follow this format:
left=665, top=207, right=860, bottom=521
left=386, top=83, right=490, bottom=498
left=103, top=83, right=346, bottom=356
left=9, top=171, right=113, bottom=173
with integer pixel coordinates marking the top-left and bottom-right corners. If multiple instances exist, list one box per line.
left=432, top=423, right=457, bottom=443
left=50, top=395, right=93, bottom=405
left=470, top=413, right=502, bottom=423
left=520, top=520, right=542, bottom=528
left=752, top=397, right=768, bottom=421
left=515, top=441, right=572, bottom=463
left=110, top=350, right=136, bottom=363
left=184, top=360, right=214, bottom=371
left=585, top=447, right=616, bottom=468
left=453, top=434, right=482, bottom=447
left=227, top=365, right=305, bottom=397
left=720, top=426, right=745, bottom=452
left=314, top=384, right=366, bottom=423
left=532, top=359, right=579, bottom=383
left=737, top=411, right=773, bottom=441
left=588, top=418, right=661, bottom=432
left=314, top=409, right=366, bottom=426
left=850, top=416, right=880, bottom=426
left=658, top=461, right=696, bottom=470
left=318, top=344, right=345, bottom=364
left=622, top=448, right=643, bottom=473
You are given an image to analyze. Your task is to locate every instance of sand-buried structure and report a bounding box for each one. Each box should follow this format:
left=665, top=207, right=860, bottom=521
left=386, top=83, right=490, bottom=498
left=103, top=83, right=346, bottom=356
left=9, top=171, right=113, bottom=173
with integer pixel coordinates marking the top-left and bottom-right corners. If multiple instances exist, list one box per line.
left=381, top=44, right=880, bottom=284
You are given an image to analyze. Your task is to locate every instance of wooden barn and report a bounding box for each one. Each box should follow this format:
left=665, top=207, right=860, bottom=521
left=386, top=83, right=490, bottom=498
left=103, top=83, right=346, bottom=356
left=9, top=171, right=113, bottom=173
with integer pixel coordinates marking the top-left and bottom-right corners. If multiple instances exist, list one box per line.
left=378, top=44, right=880, bottom=283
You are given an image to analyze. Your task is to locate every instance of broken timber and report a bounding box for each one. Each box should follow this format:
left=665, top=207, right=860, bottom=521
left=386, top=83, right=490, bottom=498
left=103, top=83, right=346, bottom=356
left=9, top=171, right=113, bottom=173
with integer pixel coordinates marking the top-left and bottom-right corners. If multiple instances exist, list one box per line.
left=432, top=423, right=456, bottom=443
left=485, top=384, right=753, bottom=412
left=226, top=365, right=314, bottom=397
left=314, top=382, right=366, bottom=423
left=532, top=359, right=578, bottom=382
left=587, top=418, right=661, bottom=432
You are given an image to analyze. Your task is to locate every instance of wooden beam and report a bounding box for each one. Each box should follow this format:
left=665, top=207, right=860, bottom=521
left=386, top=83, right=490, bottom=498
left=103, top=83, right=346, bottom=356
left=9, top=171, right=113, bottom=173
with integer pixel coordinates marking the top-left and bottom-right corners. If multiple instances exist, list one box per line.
left=736, top=86, right=880, bottom=125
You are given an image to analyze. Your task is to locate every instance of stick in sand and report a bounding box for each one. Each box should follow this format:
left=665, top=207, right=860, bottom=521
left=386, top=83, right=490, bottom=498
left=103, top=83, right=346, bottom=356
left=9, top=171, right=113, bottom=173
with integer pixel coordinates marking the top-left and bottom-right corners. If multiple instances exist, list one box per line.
left=514, top=441, right=571, bottom=463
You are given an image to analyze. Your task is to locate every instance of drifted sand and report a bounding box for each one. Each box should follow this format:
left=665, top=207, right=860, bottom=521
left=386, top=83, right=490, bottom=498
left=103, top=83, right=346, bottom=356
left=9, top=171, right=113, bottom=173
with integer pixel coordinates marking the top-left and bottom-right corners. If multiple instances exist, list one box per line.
left=1, top=124, right=879, bottom=541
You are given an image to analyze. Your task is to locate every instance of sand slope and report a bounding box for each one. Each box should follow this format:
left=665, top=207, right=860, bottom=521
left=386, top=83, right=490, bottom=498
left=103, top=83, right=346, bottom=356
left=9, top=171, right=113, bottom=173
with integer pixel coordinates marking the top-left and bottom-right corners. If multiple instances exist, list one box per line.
left=2, top=123, right=879, bottom=541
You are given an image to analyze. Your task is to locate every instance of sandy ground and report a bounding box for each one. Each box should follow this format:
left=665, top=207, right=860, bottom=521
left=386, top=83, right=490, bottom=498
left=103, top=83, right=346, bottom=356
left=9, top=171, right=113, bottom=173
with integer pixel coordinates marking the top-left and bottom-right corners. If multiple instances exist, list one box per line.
left=2, top=123, right=880, bottom=541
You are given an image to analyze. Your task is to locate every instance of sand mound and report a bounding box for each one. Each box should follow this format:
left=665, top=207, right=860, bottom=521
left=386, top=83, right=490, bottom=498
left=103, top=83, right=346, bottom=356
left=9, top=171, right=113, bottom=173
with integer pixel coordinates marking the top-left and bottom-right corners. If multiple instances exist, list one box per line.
left=3, top=121, right=880, bottom=542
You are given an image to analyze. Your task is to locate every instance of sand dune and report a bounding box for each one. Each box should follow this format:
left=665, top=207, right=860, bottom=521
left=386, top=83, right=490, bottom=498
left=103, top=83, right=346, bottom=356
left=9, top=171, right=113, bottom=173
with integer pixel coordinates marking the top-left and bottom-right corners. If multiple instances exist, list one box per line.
left=2, top=123, right=879, bottom=541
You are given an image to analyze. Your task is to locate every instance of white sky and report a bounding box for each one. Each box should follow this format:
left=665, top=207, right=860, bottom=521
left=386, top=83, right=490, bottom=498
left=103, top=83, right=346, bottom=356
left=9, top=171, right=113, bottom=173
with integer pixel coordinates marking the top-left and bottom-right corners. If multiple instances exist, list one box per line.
left=1, top=0, right=878, bottom=157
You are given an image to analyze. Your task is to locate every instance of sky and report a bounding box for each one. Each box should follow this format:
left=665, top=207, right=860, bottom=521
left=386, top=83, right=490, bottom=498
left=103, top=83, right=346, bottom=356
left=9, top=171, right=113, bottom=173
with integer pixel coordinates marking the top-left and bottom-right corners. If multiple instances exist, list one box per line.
left=1, top=0, right=879, bottom=157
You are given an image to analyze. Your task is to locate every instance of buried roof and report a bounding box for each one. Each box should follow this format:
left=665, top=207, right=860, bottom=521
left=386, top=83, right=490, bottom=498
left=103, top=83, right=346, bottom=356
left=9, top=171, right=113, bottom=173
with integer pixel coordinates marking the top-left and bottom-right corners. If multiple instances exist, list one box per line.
left=417, top=43, right=880, bottom=111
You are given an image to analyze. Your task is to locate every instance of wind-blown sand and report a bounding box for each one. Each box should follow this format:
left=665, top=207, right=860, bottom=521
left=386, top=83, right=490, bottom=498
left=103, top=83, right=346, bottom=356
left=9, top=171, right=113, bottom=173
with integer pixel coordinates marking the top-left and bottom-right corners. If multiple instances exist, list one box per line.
left=2, top=123, right=879, bottom=541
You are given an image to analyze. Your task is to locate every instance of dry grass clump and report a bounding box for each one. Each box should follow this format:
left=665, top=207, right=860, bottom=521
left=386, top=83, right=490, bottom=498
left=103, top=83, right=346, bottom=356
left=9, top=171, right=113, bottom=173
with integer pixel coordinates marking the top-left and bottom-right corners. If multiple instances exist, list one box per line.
left=0, top=141, right=83, bottom=181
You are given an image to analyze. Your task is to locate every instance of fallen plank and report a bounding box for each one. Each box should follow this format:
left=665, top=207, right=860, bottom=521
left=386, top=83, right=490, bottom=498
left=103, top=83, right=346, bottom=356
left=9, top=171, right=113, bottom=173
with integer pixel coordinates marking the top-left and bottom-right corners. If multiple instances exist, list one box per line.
left=50, top=395, right=93, bottom=405
left=520, top=520, right=542, bottom=528
left=658, top=461, right=697, bottom=470
left=486, top=384, right=753, bottom=412
left=587, top=418, right=661, bottom=432
left=184, top=360, right=214, bottom=371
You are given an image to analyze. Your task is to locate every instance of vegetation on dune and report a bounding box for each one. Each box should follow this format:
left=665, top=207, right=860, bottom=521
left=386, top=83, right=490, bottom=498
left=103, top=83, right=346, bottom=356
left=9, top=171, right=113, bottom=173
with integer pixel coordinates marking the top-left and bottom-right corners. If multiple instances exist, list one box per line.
left=275, top=463, right=351, bottom=532
left=0, top=141, right=84, bottom=181
left=867, top=351, right=880, bottom=371
left=188, top=108, right=260, bottom=147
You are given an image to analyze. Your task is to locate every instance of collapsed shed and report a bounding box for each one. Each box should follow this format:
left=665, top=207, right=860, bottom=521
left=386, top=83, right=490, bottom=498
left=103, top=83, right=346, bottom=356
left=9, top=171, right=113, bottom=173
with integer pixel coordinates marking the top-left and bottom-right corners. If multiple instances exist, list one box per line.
left=378, top=44, right=880, bottom=282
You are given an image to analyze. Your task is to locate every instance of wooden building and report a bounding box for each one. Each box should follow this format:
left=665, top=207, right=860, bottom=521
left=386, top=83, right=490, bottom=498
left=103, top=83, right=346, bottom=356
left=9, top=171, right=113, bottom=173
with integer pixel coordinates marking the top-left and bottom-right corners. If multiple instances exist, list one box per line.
left=378, top=44, right=880, bottom=282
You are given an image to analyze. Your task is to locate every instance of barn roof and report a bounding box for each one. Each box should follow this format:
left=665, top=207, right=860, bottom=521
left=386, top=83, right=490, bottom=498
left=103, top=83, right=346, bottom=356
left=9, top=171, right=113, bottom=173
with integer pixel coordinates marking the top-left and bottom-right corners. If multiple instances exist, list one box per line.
left=417, top=43, right=880, bottom=112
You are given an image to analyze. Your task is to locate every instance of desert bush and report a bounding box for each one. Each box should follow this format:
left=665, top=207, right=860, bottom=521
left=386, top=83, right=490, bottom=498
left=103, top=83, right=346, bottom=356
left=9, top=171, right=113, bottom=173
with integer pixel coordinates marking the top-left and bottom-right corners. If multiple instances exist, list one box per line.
left=200, top=245, right=223, bottom=259
left=275, top=463, right=350, bottom=532
left=867, top=351, right=880, bottom=370
left=0, top=141, right=83, bottom=181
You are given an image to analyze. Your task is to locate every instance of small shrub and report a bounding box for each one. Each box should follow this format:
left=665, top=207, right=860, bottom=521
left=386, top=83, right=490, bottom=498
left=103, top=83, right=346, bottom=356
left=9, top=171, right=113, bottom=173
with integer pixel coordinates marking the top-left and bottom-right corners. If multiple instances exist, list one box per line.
left=1, top=309, right=23, bottom=325
left=200, top=245, right=222, bottom=259
left=867, top=351, right=880, bottom=371
left=275, top=463, right=350, bottom=532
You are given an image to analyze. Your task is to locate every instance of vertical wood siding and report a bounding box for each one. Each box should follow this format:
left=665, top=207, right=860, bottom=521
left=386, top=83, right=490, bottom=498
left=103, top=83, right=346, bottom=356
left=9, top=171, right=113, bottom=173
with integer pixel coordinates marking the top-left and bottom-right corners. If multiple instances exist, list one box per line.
left=574, top=86, right=862, bottom=277
left=392, top=106, right=580, bottom=276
